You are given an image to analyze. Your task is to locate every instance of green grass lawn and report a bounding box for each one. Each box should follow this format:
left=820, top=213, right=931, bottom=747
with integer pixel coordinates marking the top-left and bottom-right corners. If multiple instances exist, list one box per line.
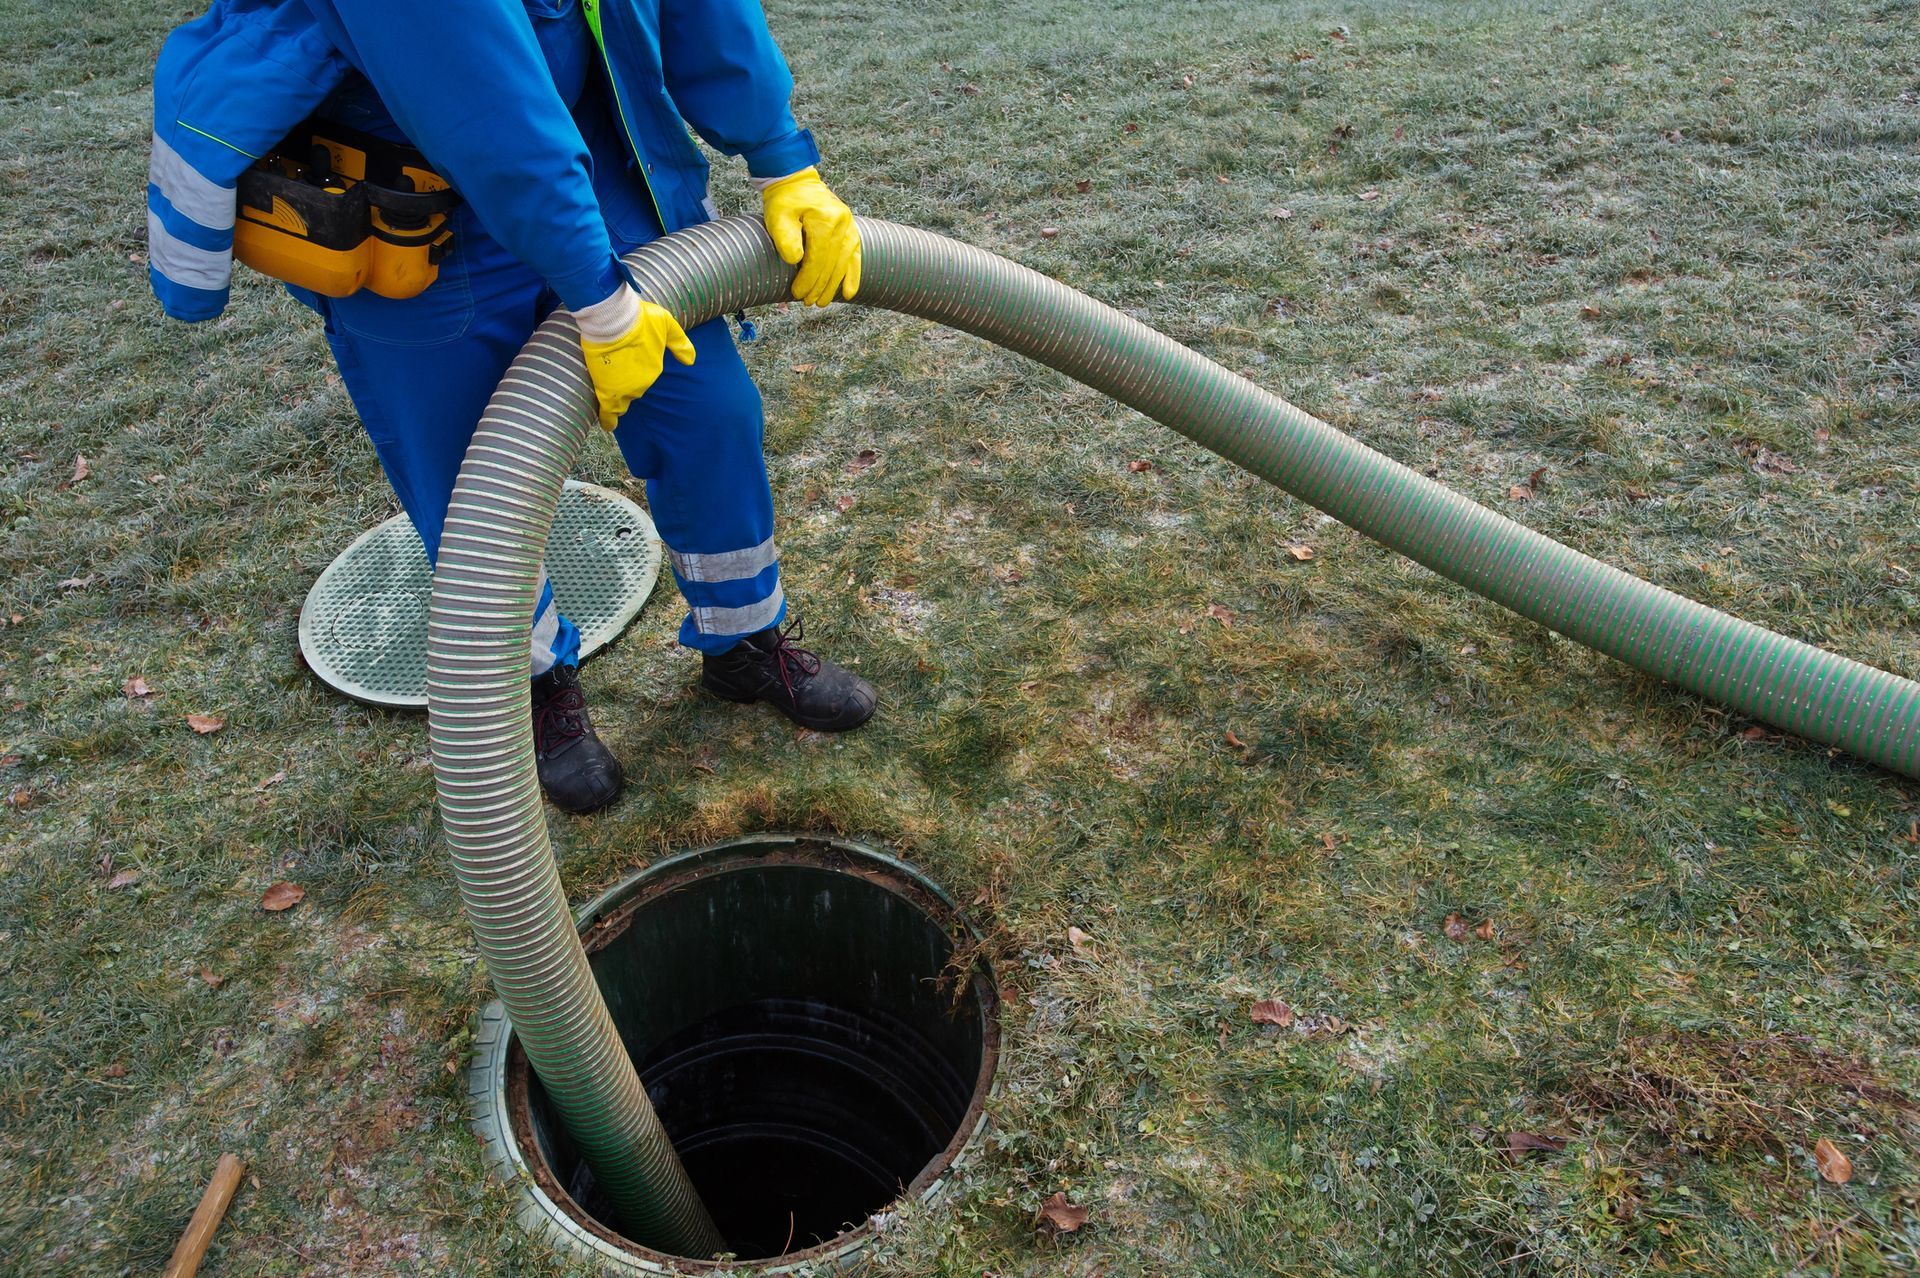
left=5, top=0, right=1920, bottom=1272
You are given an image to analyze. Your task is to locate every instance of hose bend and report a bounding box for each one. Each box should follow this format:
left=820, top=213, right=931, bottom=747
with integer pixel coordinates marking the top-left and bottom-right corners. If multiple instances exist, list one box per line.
left=432, top=216, right=1920, bottom=1245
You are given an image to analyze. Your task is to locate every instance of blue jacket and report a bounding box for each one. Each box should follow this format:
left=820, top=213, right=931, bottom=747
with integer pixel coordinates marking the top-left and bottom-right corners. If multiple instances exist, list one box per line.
left=147, top=0, right=818, bottom=322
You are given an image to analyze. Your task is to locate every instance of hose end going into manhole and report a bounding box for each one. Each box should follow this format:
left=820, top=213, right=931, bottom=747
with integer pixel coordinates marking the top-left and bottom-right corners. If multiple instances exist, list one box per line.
left=468, top=835, right=1001, bottom=1272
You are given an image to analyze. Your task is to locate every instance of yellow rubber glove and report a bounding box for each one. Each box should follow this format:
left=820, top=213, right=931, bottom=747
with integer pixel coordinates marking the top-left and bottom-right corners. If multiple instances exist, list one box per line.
left=760, top=167, right=861, bottom=308
left=575, top=287, right=696, bottom=431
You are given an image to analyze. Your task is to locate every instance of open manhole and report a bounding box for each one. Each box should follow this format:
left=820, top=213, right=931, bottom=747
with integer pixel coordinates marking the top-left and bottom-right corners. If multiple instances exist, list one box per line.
left=468, top=835, right=1000, bottom=1272
left=298, top=479, right=662, bottom=708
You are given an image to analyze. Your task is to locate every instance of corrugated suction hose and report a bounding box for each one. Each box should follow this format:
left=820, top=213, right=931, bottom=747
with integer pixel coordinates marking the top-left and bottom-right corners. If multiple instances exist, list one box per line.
left=430, top=216, right=1920, bottom=1249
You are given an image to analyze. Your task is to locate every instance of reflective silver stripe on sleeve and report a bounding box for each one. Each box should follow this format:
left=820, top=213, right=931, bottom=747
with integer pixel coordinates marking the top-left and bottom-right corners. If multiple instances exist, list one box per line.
left=146, top=210, right=232, bottom=291
left=669, top=536, right=779, bottom=584
left=149, top=133, right=235, bottom=230
left=693, top=584, right=785, bottom=637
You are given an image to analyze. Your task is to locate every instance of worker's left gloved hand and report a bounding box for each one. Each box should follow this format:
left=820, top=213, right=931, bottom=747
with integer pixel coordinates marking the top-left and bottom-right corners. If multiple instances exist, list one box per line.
left=759, top=167, right=860, bottom=308
left=574, top=283, right=696, bottom=431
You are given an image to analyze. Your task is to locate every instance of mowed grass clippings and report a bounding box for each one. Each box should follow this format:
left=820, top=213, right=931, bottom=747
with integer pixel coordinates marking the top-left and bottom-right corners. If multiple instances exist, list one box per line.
left=4, top=0, right=1920, bottom=1273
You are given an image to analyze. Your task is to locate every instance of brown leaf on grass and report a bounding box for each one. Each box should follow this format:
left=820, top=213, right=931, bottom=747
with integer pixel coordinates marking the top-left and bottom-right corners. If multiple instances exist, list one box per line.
left=1507, top=484, right=1533, bottom=501
left=1206, top=603, right=1233, bottom=628
left=1528, top=467, right=1548, bottom=492
left=185, top=713, right=224, bottom=734
left=254, top=770, right=288, bottom=792
left=1473, top=918, right=1496, bottom=941
left=834, top=495, right=856, bottom=514
left=789, top=363, right=817, bottom=374
left=1251, top=999, right=1294, bottom=1027
left=1358, top=188, right=1380, bottom=201
left=1580, top=305, right=1602, bottom=319
left=122, top=676, right=153, bottom=699
left=1127, top=459, right=1153, bottom=473
left=1320, top=832, right=1337, bottom=852
left=260, top=881, right=305, bottom=912
left=1286, top=544, right=1315, bottom=561
left=1270, top=206, right=1294, bottom=220
left=57, top=575, right=96, bottom=590
left=1500, top=1131, right=1567, bottom=1160
left=959, top=82, right=981, bottom=96
left=846, top=449, right=880, bottom=473
left=7, top=787, right=32, bottom=810
left=1038, top=226, right=1060, bottom=240
left=1814, top=1137, right=1853, bottom=1184
left=198, top=967, right=225, bottom=988
left=1075, top=178, right=1091, bottom=194
left=1392, top=124, right=1407, bottom=141
left=1067, top=925, right=1093, bottom=957
left=70, top=455, right=91, bottom=484
left=1224, top=729, right=1248, bottom=749
left=107, top=869, right=141, bottom=890
left=1036, top=1191, right=1089, bottom=1233
left=102, top=1062, right=128, bottom=1079
left=1443, top=913, right=1470, bottom=941
left=1328, top=26, right=1349, bottom=40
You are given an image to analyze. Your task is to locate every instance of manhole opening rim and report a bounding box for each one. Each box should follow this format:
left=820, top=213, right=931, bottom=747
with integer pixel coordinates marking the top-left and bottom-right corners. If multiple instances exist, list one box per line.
left=487, top=834, right=1001, bottom=1273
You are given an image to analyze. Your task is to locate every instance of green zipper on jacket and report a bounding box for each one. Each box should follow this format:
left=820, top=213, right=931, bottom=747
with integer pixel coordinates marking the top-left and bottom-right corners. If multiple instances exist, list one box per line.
left=579, top=0, right=669, bottom=234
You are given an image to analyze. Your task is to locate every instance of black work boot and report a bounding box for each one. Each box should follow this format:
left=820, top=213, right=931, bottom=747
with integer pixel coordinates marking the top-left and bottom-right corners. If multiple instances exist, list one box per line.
left=531, top=664, right=625, bottom=814
left=700, top=618, right=877, bottom=732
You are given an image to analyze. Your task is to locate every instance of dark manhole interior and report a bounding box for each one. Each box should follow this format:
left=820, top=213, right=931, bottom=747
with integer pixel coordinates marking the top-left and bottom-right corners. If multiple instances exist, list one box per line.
left=508, top=842, right=998, bottom=1262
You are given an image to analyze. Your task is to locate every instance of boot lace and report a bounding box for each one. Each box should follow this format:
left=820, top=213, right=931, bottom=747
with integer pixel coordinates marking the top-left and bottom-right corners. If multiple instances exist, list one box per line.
left=765, top=618, right=823, bottom=703
left=534, top=680, right=588, bottom=753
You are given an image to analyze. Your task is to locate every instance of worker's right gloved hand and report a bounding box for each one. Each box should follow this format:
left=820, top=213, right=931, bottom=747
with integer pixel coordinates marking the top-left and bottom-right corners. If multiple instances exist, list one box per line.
left=574, top=283, right=696, bottom=431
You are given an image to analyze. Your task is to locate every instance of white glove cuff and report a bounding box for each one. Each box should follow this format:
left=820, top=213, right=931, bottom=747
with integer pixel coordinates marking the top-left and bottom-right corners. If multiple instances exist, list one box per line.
left=750, top=166, right=818, bottom=194
left=573, top=282, right=641, bottom=344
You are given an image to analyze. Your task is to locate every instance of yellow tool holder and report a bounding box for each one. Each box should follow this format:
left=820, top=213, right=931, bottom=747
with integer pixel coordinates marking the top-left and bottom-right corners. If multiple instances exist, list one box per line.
left=234, top=119, right=456, bottom=299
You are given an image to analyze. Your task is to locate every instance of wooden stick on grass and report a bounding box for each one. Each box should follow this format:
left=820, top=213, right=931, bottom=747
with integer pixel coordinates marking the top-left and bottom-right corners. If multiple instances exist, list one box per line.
left=161, top=1153, right=245, bottom=1278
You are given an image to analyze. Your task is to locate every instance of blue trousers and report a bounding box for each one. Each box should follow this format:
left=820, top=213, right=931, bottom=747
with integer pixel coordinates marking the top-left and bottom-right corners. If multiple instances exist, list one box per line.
left=294, top=202, right=785, bottom=674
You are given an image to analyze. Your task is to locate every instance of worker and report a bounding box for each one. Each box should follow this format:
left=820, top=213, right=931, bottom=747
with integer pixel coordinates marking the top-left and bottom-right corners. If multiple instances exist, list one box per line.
left=145, top=0, right=877, bottom=815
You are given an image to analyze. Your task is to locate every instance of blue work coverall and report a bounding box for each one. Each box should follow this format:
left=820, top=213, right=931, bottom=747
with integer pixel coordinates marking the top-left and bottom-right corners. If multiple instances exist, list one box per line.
left=147, top=0, right=818, bottom=670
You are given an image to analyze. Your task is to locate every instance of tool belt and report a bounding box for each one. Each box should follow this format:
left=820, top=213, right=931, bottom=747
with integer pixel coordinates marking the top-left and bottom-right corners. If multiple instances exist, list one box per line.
left=234, top=119, right=457, bottom=300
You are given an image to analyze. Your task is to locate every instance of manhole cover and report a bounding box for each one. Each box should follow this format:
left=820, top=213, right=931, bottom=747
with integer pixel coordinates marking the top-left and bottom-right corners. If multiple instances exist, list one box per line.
left=298, top=480, right=662, bottom=708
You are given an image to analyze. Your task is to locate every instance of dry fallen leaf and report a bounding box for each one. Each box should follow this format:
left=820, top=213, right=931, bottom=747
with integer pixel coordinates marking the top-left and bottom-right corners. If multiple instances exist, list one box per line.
left=1224, top=729, right=1248, bottom=750
left=1206, top=603, right=1234, bottom=628
left=185, top=713, right=225, bottom=735
left=122, top=676, right=153, bottom=699
left=1580, top=305, right=1602, bottom=319
left=1075, top=178, right=1091, bottom=194
left=834, top=495, right=855, bottom=514
left=1251, top=999, right=1295, bottom=1027
left=7, top=787, right=33, bottom=810
left=1067, top=925, right=1093, bottom=957
left=260, top=881, right=305, bottom=912
left=1286, top=544, right=1315, bottom=561
left=1507, top=484, right=1533, bottom=501
left=1473, top=918, right=1496, bottom=941
left=57, top=575, right=96, bottom=590
left=1039, top=226, right=1060, bottom=240
left=1036, top=1191, right=1089, bottom=1233
left=107, top=869, right=141, bottom=890
left=1358, top=188, right=1380, bottom=201
left=199, top=967, right=226, bottom=988
left=846, top=449, right=880, bottom=473
left=71, top=455, right=91, bottom=484
left=1443, top=913, right=1470, bottom=941
left=1814, top=1137, right=1853, bottom=1184
left=1271, top=207, right=1295, bottom=221
left=1501, top=1131, right=1567, bottom=1159
left=1127, top=459, right=1153, bottom=473
left=1320, top=832, right=1337, bottom=852
left=254, top=770, right=288, bottom=792
left=789, top=363, right=817, bottom=374
left=102, top=1062, right=128, bottom=1079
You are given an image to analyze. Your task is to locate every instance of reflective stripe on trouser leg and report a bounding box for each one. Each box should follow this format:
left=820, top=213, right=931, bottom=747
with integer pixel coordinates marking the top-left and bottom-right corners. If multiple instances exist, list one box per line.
left=531, top=577, right=581, bottom=675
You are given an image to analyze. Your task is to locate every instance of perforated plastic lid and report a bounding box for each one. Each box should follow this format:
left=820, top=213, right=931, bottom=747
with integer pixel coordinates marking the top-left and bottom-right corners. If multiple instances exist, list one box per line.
left=298, top=480, right=662, bottom=708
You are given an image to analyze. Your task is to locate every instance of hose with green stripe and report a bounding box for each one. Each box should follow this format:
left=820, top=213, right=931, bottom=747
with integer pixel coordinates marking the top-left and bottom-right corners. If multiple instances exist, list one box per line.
left=431, top=216, right=1920, bottom=1251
